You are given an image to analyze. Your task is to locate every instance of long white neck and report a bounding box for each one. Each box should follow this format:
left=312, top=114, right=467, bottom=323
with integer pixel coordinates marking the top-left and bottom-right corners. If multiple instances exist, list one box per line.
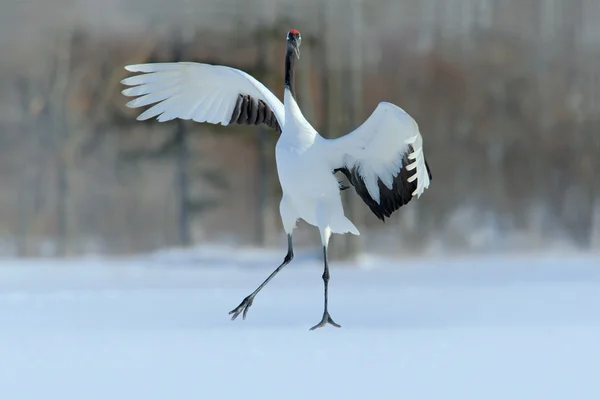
left=282, top=88, right=316, bottom=146
left=284, top=88, right=304, bottom=121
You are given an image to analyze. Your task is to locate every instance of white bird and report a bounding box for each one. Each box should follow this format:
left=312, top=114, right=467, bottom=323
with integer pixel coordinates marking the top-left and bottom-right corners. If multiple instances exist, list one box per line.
left=121, top=29, right=432, bottom=330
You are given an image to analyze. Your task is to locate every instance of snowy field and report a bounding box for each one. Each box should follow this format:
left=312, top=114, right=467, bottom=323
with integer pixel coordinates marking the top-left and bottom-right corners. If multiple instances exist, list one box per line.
left=1, top=246, right=599, bottom=400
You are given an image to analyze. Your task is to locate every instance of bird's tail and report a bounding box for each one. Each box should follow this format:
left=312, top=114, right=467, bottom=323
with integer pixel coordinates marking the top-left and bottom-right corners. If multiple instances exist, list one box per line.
left=331, top=217, right=360, bottom=236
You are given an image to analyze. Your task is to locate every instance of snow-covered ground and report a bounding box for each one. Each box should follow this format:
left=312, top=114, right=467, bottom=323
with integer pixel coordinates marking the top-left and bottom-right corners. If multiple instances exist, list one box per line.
left=1, top=246, right=599, bottom=400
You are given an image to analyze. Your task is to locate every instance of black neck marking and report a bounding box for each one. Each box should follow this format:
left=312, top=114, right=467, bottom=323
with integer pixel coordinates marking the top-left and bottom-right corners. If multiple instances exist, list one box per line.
left=284, top=45, right=296, bottom=97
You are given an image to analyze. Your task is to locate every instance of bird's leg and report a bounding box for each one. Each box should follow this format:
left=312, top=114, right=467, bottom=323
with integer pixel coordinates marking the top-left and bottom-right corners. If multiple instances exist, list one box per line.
left=309, top=245, right=341, bottom=330
left=229, top=234, right=294, bottom=321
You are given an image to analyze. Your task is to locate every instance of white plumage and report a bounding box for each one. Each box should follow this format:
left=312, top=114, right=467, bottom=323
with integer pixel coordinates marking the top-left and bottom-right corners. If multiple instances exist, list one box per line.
left=122, top=63, right=430, bottom=209
left=326, top=101, right=430, bottom=199
left=121, top=30, right=431, bottom=330
left=123, top=63, right=284, bottom=126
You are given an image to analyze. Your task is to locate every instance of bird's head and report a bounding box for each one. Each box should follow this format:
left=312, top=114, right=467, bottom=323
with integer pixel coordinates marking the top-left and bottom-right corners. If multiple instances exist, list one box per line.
left=287, top=29, right=302, bottom=59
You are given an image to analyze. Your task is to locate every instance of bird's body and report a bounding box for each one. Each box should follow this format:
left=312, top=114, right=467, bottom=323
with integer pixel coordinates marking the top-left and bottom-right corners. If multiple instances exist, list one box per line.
left=122, top=29, right=431, bottom=329
left=276, top=90, right=359, bottom=238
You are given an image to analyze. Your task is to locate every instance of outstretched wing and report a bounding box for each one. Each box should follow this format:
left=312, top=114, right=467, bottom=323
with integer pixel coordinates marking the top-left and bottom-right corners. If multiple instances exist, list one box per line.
left=121, top=62, right=284, bottom=133
left=326, top=102, right=432, bottom=221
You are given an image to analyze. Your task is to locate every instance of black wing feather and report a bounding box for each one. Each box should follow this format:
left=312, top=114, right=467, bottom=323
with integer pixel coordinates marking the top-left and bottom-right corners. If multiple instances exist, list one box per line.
left=229, top=94, right=281, bottom=133
left=335, top=147, right=432, bottom=221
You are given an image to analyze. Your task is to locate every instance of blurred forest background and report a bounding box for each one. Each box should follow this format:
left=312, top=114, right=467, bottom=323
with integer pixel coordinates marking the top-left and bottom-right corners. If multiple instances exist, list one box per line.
left=1, top=0, right=599, bottom=258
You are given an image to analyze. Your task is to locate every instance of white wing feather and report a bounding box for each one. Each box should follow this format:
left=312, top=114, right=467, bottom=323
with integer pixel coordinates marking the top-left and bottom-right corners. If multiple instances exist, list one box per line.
left=326, top=102, right=430, bottom=200
left=121, top=62, right=285, bottom=127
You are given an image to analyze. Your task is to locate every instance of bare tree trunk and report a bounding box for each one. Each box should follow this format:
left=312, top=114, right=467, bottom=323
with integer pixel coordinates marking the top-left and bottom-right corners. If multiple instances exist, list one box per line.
left=175, top=119, right=191, bottom=246
left=173, top=33, right=192, bottom=247
left=255, top=27, right=270, bottom=247
left=49, top=29, right=73, bottom=256
left=15, top=78, right=37, bottom=257
left=590, top=122, right=600, bottom=249
left=297, top=33, right=315, bottom=123
left=16, top=174, right=30, bottom=257
left=318, top=14, right=330, bottom=141
left=56, top=149, right=68, bottom=255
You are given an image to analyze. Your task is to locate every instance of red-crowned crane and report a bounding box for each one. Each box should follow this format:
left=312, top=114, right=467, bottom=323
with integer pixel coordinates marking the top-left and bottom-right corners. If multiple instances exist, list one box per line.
left=121, top=29, right=432, bottom=330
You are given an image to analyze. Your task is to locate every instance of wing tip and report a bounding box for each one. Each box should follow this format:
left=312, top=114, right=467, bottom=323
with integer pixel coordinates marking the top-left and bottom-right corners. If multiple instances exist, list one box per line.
left=124, top=63, right=157, bottom=72
left=124, top=63, right=182, bottom=73
left=124, top=99, right=139, bottom=108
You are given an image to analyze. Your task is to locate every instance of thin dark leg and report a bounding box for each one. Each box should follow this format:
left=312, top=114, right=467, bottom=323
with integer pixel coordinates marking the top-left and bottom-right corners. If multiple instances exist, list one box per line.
left=309, top=246, right=341, bottom=330
left=229, top=234, right=294, bottom=321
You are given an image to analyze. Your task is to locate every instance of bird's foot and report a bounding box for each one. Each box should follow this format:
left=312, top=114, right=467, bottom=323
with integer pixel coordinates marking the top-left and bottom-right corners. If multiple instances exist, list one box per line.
left=229, top=295, right=254, bottom=321
left=309, top=311, right=341, bottom=331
